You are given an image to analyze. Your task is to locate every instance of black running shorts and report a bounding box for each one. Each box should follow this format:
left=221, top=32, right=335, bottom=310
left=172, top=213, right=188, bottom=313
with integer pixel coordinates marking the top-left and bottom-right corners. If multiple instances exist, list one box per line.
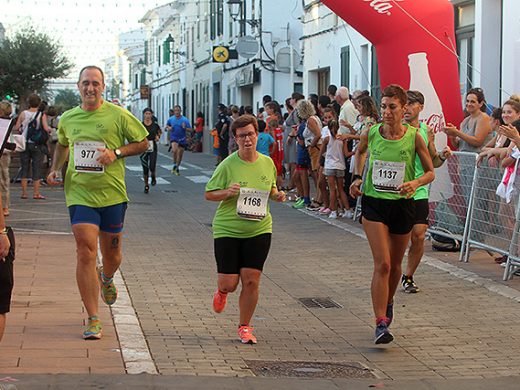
left=214, top=233, right=272, bottom=274
left=0, top=228, right=15, bottom=314
left=361, top=195, right=415, bottom=235
left=413, top=198, right=429, bottom=225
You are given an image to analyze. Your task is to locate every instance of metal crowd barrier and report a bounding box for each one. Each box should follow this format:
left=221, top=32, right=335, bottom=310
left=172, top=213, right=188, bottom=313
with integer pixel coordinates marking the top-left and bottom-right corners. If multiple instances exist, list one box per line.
left=462, top=157, right=518, bottom=267
left=346, top=148, right=520, bottom=281
left=503, top=203, right=520, bottom=280
left=427, top=151, right=478, bottom=260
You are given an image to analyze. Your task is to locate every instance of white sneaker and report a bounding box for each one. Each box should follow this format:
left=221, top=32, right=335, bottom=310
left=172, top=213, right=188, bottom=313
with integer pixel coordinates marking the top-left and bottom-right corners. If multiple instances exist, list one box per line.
left=344, top=210, right=354, bottom=219
left=329, top=211, right=337, bottom=219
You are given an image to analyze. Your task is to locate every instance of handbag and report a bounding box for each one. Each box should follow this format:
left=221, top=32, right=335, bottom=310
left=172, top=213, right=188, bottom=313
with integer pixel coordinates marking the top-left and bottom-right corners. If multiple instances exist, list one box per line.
left=12, top=134, right=26, bottom=152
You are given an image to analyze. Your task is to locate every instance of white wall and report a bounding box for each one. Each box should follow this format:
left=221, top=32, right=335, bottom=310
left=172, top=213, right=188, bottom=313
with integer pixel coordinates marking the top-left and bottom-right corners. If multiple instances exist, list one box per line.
left=473, top=0, right=502, bottom=107
left=501, top=0, right=520, bottom=102
left=302, top=2, right=372, bottom=96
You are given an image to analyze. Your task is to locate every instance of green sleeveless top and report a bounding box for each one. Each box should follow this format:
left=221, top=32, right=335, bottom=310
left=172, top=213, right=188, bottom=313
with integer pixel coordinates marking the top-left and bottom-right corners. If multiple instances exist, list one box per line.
left=364, top=123, right=417, bottom=200
left=413, top=122, right=429, bottom=201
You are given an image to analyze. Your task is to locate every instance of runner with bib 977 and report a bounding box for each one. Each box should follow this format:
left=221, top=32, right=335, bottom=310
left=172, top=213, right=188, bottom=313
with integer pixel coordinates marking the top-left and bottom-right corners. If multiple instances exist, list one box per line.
left=349, top=85, right=435, bottom=345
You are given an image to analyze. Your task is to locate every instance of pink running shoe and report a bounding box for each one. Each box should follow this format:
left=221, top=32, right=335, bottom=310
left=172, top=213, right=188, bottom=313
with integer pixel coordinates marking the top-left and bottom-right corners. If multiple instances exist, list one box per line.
left=238, top=325, right=257, bottom=344
left=212, top=290, right=228, bottom=313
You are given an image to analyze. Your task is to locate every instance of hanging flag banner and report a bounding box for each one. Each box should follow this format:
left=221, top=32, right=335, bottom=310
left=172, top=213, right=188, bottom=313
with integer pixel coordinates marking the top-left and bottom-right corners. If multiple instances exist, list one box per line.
left=321, top=0, right=464, bottom=202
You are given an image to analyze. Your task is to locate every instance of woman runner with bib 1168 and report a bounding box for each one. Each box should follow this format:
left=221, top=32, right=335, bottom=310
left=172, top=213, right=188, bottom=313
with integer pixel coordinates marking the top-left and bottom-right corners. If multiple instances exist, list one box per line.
left=349, top=85, right=434, bottom=345
left=205, top=115, right=286, bottom=344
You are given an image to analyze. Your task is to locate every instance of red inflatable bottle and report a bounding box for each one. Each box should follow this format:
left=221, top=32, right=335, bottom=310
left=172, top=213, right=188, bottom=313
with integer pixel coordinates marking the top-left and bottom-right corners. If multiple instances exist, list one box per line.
left=321, top=0, right=463, bottom=144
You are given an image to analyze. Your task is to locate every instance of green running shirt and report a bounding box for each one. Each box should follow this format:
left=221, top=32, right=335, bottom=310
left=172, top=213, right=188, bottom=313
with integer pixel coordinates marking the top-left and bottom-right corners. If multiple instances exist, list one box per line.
left=413, top=122, right=429, bottom=201
left=206, top=152, right=277, bottom=238
left=58, top=101, right=148, bottom=207
left=364, top=123, right=417, bottom=200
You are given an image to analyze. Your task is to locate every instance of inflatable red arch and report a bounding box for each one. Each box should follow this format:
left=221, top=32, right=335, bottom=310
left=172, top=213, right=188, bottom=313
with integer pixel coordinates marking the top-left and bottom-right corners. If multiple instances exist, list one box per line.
left=321, top=0, right=464, bottom=150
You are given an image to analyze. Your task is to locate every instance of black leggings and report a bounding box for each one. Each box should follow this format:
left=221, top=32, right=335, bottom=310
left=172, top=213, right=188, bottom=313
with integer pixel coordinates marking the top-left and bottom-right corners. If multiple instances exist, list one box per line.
left=140, top=150, right=157, bottom=177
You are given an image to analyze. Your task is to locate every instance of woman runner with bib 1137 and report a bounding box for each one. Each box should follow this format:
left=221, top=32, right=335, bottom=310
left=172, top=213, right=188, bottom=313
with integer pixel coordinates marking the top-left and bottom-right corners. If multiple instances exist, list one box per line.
left=205, top=114, right=286, bottom=344
left=349, top=85, right=434, bottom=345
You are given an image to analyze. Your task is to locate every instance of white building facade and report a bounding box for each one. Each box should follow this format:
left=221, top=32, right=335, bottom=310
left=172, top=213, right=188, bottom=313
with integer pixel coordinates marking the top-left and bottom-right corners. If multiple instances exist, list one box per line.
left=113, top=0, right=520, bottom=154
left=122, top=0, right=303, bottom=152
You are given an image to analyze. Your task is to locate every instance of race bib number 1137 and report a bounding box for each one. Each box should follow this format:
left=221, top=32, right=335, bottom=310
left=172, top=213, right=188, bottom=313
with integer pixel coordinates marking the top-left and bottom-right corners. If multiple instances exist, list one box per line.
left=372, top=160, right=405, bottom=193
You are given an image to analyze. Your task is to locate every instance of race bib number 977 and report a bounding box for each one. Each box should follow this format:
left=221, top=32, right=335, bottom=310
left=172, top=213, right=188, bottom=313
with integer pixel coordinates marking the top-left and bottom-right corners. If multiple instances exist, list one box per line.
left=74, top=141, right=105, bottom=173
left=372, top=160, right=406, bottom=193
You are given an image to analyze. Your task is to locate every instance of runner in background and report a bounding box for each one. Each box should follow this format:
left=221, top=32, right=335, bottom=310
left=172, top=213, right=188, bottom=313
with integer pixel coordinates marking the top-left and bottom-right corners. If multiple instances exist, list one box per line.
left=140, top=108, right=161, bottom=194
left=402, top=90, right=452, bottom=293
left=205, top=115, right=285, bottom=344
left=166, top=105, right=192, bottom=176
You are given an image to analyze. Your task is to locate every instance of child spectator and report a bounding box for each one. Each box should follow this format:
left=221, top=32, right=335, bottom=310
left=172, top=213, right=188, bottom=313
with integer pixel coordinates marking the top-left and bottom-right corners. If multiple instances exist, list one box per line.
left=256, top=119, right=274, bottom=156
left=268, top=118, right=284, bottom=189
left=194, top=111, right=204, bottom=153
left=321, top=120, right=350, bottom=219
left=210, top=128, right=220, bottom=166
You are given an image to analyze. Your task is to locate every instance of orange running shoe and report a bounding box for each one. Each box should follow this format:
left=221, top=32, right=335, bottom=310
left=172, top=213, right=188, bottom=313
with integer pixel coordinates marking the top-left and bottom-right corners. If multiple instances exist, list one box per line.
left=238, top=325, right=257, bottom=344
left=212, top=290, right=228, bottom=313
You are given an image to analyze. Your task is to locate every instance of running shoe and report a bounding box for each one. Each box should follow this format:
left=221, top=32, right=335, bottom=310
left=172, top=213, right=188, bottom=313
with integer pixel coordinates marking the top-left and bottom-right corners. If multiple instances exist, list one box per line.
left=151, top=177, right=157, bottom=186
left=171, top=165, right=177, bottom=174
left=292, top=198, right=305, bottom=209
left=386, top=302, right=394, bottom=327
left=319, top=207, right=331, bottom=215
left=97, top=266, right=118, bottom=305
left=174, top=166, right=180, bottom=176
left=343, top=209, right=355, bottom=219
left=401, top=274, right=419, bottom=293
left=212, top=290, right=228, bottom=313
left=374, top=320, right=393, bottom=345
left=144, top=185, right=149, bottom=194
left=238, top=325, right=257, bottom=344
left=83, top=316, right=102, bottom=340
left=306, top=204, right=320, bottom=211
left=329, top=211, right=338, bottom=219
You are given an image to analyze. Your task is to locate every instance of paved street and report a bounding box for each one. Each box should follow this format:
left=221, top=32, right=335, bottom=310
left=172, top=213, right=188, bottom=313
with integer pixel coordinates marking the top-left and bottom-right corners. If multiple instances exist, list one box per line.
left=2, top=146, right=520, bottom=388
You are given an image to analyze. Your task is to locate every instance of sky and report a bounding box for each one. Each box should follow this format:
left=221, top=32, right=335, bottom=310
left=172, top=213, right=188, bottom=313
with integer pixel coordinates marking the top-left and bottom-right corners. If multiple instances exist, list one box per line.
left=0, top=0, right=174, bottom=77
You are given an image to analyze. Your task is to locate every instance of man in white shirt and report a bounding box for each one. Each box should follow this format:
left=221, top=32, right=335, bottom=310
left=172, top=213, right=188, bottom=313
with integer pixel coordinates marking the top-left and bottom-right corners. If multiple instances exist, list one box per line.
left=336, top=86, right=359, bottom=135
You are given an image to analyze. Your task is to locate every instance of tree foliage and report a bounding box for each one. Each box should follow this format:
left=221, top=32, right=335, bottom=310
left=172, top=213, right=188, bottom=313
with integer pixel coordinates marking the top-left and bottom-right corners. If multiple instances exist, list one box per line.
left=53, top=89, right=81, bottom=113
left=0, top=26, right=73, bottom=106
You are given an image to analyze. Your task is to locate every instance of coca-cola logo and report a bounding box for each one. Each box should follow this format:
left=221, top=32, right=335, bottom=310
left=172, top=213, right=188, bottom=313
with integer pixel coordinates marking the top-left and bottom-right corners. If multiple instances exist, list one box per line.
left=363, top=0, right=404, bottom=16
left=424, top=113, right=446, bottom=134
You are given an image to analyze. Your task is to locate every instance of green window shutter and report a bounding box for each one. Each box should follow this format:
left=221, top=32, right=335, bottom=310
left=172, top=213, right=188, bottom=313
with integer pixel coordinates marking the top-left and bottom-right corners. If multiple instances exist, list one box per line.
left=144, top=41, right=148, bottom=65
left=163, top=41, right=171, bottom=64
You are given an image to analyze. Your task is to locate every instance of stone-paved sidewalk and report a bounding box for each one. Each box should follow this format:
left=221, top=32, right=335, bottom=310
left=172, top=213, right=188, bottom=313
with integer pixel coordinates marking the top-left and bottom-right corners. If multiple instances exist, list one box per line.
left=0, top=187, right=125, bottom=374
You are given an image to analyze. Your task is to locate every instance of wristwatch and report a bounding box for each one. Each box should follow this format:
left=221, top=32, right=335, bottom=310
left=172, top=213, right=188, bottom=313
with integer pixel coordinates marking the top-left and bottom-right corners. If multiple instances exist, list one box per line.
left=114, top=149, right=123, bottom=159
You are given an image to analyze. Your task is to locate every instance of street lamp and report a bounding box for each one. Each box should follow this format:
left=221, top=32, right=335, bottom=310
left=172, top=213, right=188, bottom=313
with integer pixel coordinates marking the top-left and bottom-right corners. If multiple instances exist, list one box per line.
left=227, top=0, right=260, bottom=34
left=227, top=0, right=243, bottom=21
left=165, top=33, right=186, bottom=57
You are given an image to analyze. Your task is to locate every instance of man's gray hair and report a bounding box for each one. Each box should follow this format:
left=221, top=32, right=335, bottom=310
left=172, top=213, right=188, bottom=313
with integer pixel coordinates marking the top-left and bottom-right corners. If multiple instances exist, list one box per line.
left=336, top=86, right=350, bottom=100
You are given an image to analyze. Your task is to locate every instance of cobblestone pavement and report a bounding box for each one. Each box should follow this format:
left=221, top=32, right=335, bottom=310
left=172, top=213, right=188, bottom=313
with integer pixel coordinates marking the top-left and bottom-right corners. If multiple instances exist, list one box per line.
left=2, top=146, right=520, bottom=388
left=120, top=148, right=520, bottom=380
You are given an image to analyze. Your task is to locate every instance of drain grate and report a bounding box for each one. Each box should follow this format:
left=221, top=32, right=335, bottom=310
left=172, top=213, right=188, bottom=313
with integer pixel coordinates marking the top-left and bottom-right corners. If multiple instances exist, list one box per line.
left=298, top=297, right=343, bottom=309
left=245, top=360, right=375, bottom=379
left=161, top=190, right=178, bottom=193
left=132, top=201, right=152, bottom=206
